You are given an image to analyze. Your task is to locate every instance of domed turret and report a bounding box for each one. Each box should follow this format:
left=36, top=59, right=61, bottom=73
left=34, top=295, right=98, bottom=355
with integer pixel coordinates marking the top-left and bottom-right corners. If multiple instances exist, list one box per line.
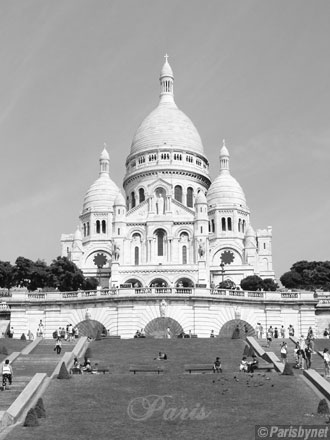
left=114, top=192, right=126, bottom=206
left=82, top=147, right=120, bottom=212
left=207, top=140, right=247, bottom=209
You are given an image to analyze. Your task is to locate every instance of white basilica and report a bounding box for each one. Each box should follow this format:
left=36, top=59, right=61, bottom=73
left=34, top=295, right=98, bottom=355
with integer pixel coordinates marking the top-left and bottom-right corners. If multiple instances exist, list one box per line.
left=61, top=57, right=274, bottom=289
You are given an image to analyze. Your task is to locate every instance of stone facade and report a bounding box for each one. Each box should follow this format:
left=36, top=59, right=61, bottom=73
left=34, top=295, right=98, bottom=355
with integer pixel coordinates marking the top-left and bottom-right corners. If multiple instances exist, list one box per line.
left=61, top=58, right=274, bottom=288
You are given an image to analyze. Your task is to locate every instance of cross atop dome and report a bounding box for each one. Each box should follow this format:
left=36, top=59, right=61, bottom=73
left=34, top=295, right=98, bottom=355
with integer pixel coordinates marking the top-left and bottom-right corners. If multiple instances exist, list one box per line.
left=164, top=53, right=169, bottom=63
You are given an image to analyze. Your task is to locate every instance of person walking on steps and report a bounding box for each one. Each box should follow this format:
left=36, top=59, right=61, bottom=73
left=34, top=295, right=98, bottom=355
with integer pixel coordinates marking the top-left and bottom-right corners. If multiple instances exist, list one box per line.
left=54, top=337, right=62, bottom=355
left=1, top=359, right=13, bottom=389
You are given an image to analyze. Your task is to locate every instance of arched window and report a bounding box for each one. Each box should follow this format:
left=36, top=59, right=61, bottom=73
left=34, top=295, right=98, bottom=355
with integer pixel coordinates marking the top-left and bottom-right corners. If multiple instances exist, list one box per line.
left=227, top=218, right=232, bottom=231
left=83, top=224, right=86, bottom=237
left=96, top=220, right=100, bottom=234
left=242, top=220, right=246, bottom=233
left=212, top=219, right=215, bottom=232
left=186, top=187, right=193, bottom=207
left=131, top=192, right=136, bottom=208
left=182, top=245, right=187, bottom=264
left=174, top=185, right=182, bottom=203
left=222, top=217, right=226, bottom=231
left=134, top=247, right=139, bottom=265
left=102, top=220, right=106, bottom=234
left=156, top=230, right=165, bottom=256
left=138, top=188, right=145, bottom=203
left=87, top=222, right=90, bottom=235
left=238, top=219, right=241, bottom=232
left=208, top=221, right=211, bottom=232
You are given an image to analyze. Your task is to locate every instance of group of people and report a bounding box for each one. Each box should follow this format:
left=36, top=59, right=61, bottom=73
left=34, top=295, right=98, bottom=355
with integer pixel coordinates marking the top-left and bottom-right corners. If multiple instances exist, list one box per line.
left=239, top=355, right=259, bottom=373
left=294, top=333, right=314, bottom=370
left=134, top=329, right=146, bottom=338
left=255, top=323, right=295, bottom=342
left=53, top=324, right=78, bottom=342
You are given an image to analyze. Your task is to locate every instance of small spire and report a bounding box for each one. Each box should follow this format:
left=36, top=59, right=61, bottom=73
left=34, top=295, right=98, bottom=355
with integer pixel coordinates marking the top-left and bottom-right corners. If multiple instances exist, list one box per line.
left=219, top=139, right=230, bottom=173
left=159, top=54, right=174, bottom=103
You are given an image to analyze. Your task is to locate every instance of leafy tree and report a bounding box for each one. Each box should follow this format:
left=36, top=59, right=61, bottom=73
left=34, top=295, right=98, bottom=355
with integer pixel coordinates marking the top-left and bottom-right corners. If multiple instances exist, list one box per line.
left=262, top=278, right=278, bottom=291
left=29, top=259, right=49, bottom=291
left=83, top=277, right=99, bottom=291
left=280, top=260, right=330, bottom=291
left=12, top=257, right=35, bottom=289
left=49, top=257, right=84, bottom=292
left=240, top=275, right=264, bottom=291
left=0, top=261, right=14, bottom=289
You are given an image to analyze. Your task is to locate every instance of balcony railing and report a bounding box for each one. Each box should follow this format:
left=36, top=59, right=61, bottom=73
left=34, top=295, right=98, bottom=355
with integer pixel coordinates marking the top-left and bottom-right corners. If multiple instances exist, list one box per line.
left=2, top=287, right=318, bottom=303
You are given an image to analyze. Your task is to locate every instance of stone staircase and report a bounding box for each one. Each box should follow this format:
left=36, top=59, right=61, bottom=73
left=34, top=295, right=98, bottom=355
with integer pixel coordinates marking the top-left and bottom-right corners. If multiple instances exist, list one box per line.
left=0, top=339, right=77, bottom=413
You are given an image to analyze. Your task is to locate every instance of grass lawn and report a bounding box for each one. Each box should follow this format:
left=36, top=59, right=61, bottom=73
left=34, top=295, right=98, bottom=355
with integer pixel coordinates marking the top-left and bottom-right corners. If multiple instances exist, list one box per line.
left=0, top=338, right=29, bottom=362
left=4, top=338, right=327, bottom=440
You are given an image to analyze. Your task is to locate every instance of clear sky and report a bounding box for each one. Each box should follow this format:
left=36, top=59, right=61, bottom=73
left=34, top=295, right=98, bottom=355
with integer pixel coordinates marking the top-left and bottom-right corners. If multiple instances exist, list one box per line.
left=0, top=0, right=329, bottom=279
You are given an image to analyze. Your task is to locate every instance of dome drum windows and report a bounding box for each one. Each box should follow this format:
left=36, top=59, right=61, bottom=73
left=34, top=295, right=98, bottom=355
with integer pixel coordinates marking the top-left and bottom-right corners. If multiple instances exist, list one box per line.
left=138, top=188, right=145, bottom=203
left=160, top=153, right=170, bottom=160
left=221, top=217, right=232, bottom=232
left=148, top=154, right=157, bottom=162
left=173, top=153, right=182, bottom=161
left=138, top=156, right=146, bottom=164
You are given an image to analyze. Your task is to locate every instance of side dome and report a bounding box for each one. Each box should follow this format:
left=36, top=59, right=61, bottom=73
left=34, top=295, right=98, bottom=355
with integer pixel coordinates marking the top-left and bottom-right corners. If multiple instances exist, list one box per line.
left=114, top=191, right=126, bottom=206
left=207, top=174, right=247, bottom=208
left=207, top=140, right=247, bottom=209
left=82, top=147, right=120, bottom=212
left=83, top=174, right=120, bottom=212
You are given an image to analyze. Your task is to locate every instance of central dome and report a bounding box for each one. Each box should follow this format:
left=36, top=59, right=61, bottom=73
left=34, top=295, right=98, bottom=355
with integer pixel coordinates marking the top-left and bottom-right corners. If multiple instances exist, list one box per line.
left=130, top=58, right=204, bottom=156
left=130, top=101, right=204, bottom=155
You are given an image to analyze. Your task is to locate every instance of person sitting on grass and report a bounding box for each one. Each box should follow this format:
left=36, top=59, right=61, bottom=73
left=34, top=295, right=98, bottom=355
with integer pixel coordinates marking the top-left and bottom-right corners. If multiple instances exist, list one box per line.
left=70, top=357, right=82, bottom=374
left=213, top=357, right=222, bottom=373
left=82, top=359, right=92, bottom=373
left=247, top=355, right=259, bottom=373
left=239, top=356, right=248, bottom=373
left=154, top=352, right=167, bottom=360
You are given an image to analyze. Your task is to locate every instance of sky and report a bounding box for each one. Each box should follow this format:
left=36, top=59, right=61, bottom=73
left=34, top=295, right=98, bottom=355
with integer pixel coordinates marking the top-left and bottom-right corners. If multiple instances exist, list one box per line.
left=0, top=0, right=329, bottom=279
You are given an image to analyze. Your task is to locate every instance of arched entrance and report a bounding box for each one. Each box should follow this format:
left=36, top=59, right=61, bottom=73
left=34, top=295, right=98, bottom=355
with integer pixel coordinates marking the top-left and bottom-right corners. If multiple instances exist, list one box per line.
left=176, top=278, right=194, bottom=287
left=150, top=278, right=168, bottom=287
left=125, top=279, right=142, bottom=287
left=76, top=319, right=107, bottom=338
left=144, top=317, right=183, bottom=339
left=218, top=319, right=255, bottom=339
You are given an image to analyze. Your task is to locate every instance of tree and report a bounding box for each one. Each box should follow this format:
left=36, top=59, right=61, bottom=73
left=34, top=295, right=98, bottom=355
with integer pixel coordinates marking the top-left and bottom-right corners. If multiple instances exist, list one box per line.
left=49, top=257, right=84, bottom=292
left=29, top=259, right=50, bottom=291
left=83, top=277, right=99, bottom=291
left=280, top=271, right=302, bottom=289
left=240, top=275, right=264, bottom=291
left=262, top=278, right=278, bottom=291
left=0, top=261, right=14, bottom=289
left=280, top=260, right=330, bottom=291
left=12, top=257, right=35, bottom=289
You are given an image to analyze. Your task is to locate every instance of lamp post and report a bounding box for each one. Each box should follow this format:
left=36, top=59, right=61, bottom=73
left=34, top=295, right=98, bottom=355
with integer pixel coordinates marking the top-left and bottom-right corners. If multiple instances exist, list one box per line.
left=220, top=262, right=225, bottom=284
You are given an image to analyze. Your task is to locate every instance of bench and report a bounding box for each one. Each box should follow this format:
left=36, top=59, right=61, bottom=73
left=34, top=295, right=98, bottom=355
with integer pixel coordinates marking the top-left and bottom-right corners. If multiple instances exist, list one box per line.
left=129, top=365, right=165, bottom=374
left=184, top=364, right=215, bottom=374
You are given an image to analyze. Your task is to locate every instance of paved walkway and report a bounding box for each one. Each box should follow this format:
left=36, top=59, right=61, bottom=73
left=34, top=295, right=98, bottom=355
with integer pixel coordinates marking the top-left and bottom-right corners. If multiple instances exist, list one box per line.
left=0, top=339, right=76, bottom=413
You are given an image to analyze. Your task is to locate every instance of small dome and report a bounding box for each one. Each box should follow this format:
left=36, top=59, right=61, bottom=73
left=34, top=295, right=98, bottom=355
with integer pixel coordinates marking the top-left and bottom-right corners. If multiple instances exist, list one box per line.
left=74, top=226, right=82, bottom=241
left=207, top=173, right=247, bottom=208
left=83, top=174, right=120, bottom=212
left=195, top=190, right=207, bottom=204
left=114, top=192, right=126, bottom=206
left=160, top=58, right=173, bottom=78
left=100, top=147, right=109, bottom=160
left=245, top=224, right=256, bottom=237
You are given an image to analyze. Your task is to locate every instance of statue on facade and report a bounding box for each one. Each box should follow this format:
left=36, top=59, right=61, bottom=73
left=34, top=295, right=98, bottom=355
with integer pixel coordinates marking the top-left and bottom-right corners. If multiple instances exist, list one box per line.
left=198, top=240, right=205, bottom=259
left=156, top=193, right=165, bottom=214
left=114, top=244, right=120, bottom=261
left=159, top=299, right=167, bottom=317
left=85, top=309, right=91, bottom=320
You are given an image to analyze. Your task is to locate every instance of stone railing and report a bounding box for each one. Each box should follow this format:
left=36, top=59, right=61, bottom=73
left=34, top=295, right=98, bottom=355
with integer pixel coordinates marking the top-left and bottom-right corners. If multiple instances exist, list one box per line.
left=3, top=287, right=317, bottom=303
